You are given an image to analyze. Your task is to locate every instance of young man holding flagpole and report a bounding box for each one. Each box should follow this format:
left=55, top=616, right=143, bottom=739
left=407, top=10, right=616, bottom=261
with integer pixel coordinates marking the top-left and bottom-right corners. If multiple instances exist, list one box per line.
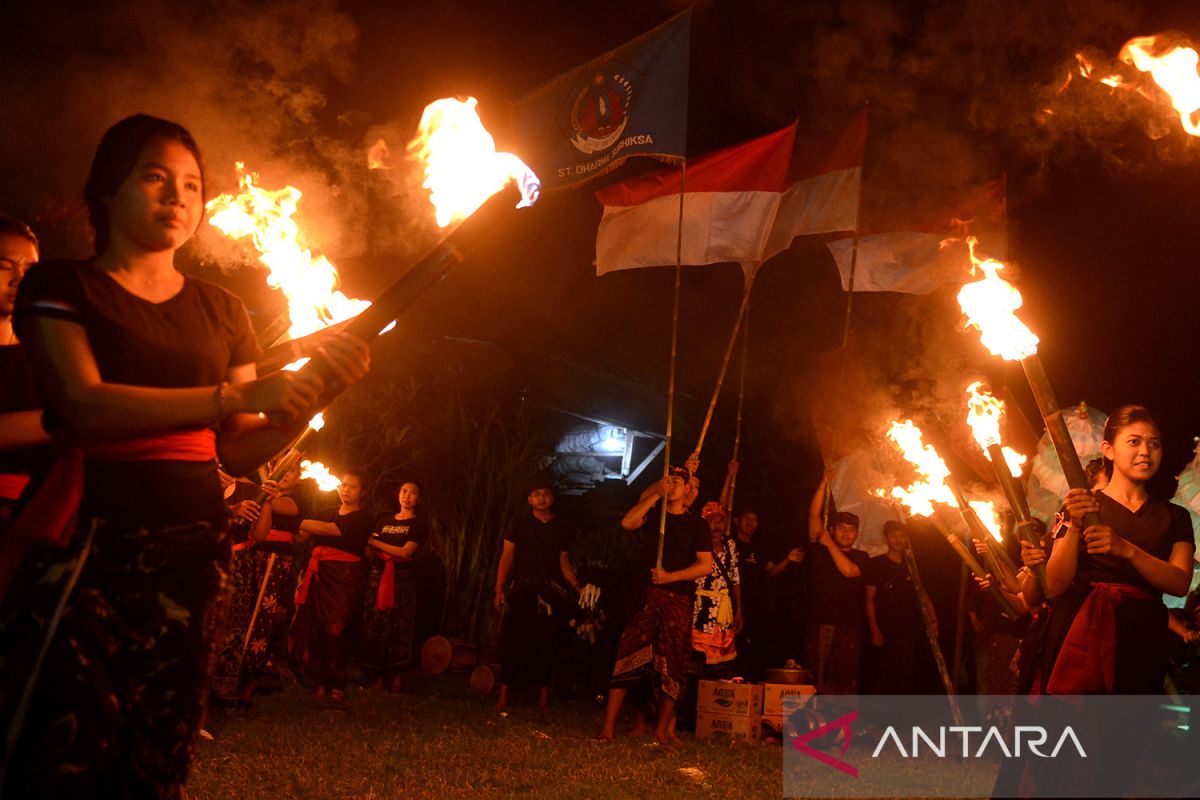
left=599, top=467, right=711, bottom=744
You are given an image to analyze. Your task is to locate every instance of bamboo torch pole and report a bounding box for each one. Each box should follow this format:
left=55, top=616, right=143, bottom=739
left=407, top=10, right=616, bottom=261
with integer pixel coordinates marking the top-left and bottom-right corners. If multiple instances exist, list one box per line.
left=889, top=508, right=963, bottom=726
left=1019, top=357, right=1100, bottom=527
left=984, top=443, right=1048, bottom=593
left=927, top=517, right=1022, bottom=619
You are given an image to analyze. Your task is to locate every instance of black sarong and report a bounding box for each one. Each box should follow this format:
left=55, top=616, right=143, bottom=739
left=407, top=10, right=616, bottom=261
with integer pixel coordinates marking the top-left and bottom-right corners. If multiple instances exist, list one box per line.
left=357, top=562, right=417, bottom=681
left=289, top=557, right=364, bottom=692
left=0, top=515, right=230, bottom=800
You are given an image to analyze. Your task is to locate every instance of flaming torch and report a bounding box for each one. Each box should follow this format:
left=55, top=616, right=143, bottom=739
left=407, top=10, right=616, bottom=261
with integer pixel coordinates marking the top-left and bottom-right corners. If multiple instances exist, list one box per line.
left=300, top=460, right=342, bottom=492
left=965, top=381, right=1048, bottom=591
left=247, top=97, right=538, bottom=415
left=882, top=420, right=1022, bottom=618
left=956, top=239, right=1100, bottom=530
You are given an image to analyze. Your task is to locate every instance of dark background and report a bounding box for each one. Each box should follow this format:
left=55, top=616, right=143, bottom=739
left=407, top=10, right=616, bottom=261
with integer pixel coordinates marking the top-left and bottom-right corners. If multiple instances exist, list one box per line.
left=4, top=0, right=1199, bottom=545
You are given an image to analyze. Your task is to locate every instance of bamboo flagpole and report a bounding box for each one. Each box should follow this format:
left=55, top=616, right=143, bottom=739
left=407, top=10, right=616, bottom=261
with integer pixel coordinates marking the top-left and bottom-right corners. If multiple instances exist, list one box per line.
left=690, top=262, right=758, bottom=457
left=656, top=160, right=687, bottom=569
left=722, top=303, right=750, bottom=525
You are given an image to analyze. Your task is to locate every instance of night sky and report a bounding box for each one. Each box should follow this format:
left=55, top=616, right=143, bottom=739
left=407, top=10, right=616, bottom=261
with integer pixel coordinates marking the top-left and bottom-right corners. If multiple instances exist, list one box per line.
left=4, top=0, right=1200, bottom=529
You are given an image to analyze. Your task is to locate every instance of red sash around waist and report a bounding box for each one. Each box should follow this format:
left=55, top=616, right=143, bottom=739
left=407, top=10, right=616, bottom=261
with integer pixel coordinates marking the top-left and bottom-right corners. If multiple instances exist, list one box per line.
left=294, top=545, right=361, bottom=606
left=0, top=429, right=217, bottom=601
left=1046, top=581, right=1156, bottom=696
left=0, top=473, right=30, bottom=502
left=374, top=552, right=410, bottom=611
left=232, top=539, right=255, bottom=552
left=265, top=529, right=294, bottom=545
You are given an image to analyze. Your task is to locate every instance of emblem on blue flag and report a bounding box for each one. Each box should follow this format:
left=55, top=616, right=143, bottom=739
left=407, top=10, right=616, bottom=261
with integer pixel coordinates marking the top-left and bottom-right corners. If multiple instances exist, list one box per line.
left=512, top=11, right=690, bottom=190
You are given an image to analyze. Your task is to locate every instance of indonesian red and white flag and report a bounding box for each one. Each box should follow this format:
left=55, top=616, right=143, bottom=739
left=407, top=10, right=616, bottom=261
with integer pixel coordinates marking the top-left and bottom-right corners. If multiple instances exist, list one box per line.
left=826, top=179, right=1006, bottom=294
left=594, top=113, right=866, bottom=276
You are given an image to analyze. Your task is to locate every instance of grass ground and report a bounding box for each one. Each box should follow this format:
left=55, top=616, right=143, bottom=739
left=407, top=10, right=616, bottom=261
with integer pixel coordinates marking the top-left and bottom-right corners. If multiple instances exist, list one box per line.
left=189, top=674, right=786, bottom=800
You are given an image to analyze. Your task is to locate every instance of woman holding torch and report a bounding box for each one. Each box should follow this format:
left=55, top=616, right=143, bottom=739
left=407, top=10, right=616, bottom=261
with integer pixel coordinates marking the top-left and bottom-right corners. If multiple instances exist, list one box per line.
left=0, top=114, right=369, bottom=799
left=291, top=469, right=374, bottom=708
left=1040, top=405, right=1194, bottom=695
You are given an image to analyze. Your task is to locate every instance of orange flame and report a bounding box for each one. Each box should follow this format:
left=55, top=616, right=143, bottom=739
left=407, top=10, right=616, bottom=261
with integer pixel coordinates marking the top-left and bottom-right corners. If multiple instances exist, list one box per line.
left=1119, top=36, right=1200, bottom=137
left=1074, top=35, right=1200, bottom=138
left=367, top=138, right=392, bottom=170
left=969, top=499, right=1005, bottom=542
left=407, top=97, right=540, bottom=228
left=300, top=459, right=341, bottom=491
left=964, top=381, right=1027, bottom=477
left=881, top=420, right=958, bottom=518
left=207, top=164, right=370, bottom=341
left=956, top=237, right=1039, bottom=361
left=307, top=412, right=325, bottom=432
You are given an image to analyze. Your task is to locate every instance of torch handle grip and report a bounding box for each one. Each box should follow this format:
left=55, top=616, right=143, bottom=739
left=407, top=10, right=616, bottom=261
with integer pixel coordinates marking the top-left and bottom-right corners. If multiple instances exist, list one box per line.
left=986, top=443, right=1033, bottom=521
left=1020, top=357, right=1101, bottom=528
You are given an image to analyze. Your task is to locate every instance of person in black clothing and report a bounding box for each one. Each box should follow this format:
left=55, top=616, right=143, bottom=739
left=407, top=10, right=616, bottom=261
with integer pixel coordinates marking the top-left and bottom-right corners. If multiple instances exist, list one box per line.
left=0, top=215, right=45, bottom=524
left=599, top=466, right=713, bottom=744
left=291, top=470, right=375, bottom=707
left=359, top=480, right=428, bottom=692
left=0, top=115, right=369, bottom=799
left=493, top=480, right=579, bottom=710
left=243, top=465, right=308, bottom=696
left=732, top=507, right=773, bottom=681
left=865, top=520, right=936, bottom=693
left=803, top=473, right=870, bottom=694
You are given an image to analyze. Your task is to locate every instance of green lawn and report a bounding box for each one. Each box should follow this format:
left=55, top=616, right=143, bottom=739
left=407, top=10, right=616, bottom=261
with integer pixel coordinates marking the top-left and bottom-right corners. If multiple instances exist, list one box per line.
left=189, top=674, right=787, bottom=800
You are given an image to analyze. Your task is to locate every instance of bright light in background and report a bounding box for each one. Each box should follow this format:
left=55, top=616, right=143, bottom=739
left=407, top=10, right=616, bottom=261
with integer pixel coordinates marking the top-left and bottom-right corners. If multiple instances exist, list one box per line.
left=596, top=426, right=627, bottom=454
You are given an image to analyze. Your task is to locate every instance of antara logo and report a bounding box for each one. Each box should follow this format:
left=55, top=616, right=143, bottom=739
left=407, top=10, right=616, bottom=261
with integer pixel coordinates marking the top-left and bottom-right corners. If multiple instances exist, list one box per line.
left=790, top=710, right=859, bottom=778
left=871, top=726, right=1087, bottom=759
left=790, top=715, right=1087, bottom=779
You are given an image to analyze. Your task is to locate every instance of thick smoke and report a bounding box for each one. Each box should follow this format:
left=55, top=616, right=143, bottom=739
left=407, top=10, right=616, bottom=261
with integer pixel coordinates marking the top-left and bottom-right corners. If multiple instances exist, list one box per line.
left=0, top=0, right=439, bottom=279
left=694, top=1, right=1171, bottom=468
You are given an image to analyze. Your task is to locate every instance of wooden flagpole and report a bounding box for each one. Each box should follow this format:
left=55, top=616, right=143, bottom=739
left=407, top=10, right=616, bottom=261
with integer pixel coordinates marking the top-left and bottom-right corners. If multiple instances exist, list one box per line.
left=691, top=263, right=758, bottom=457
left=656, top=160, right=687, bottom=569
left=723, top=301, right=751, bottom=528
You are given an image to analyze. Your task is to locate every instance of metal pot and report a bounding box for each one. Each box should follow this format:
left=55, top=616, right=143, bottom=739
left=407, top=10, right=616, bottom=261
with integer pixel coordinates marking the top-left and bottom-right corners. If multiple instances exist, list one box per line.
left=764, top=659, right=814, bottom=685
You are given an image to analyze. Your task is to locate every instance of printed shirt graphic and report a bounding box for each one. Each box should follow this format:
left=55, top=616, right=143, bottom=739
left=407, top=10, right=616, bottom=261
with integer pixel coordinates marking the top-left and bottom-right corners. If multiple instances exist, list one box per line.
left=511, top=11, right=690, bottom=190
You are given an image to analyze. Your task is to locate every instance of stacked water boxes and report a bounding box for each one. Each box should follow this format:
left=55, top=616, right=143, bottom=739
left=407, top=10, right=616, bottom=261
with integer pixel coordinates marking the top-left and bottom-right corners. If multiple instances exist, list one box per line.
left=695, top=680, right=817, bottom=741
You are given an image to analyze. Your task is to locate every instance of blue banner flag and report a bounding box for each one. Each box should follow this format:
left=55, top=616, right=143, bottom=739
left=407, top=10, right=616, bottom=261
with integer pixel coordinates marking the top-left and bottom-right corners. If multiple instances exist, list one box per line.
left=511, top=11, right=690, bottom=191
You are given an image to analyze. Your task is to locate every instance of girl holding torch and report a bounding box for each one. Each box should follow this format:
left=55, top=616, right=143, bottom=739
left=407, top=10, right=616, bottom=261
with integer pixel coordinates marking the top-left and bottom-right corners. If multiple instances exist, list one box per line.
left=0, top=114, right=369, bottom=799
left=291, top=469, right=375, bottom=708
left=1039, top=405, right=1194, bottom=695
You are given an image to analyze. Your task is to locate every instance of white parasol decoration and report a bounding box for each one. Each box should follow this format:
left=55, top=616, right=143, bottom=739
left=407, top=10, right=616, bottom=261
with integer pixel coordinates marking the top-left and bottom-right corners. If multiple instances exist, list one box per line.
left=1027, top=403, right=1107, bottom=528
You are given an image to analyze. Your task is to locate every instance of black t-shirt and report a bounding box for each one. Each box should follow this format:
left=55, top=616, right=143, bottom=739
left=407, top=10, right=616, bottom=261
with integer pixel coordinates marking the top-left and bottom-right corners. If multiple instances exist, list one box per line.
left=735, top=535, right=768, bottom=587
left=866, top=554, right=921, bottom=635
left=1076, top=494, right=1193, bottom=591
left=310, top=505, right=376, bottom=556
left=637, top=510, right=712, bottom=596
left=803, top=544, right=870, bottom=628
left=0, top=343, right=48, bottom=476
left=261, top=491, right=308, bottom=554
left=372, top=512, right=429, bottom=568
left=505, top=512, right=571, bottom=584
left=14, top=260, right=258, bottom=525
